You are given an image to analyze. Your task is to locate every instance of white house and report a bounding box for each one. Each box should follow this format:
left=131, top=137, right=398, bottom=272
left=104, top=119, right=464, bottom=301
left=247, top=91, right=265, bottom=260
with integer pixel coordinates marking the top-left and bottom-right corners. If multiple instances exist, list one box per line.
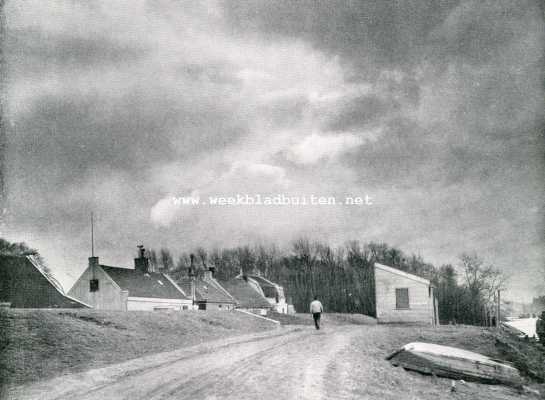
left=374, top=262, right=438, bottom=325
left=68, top=246, right=192, bottom=311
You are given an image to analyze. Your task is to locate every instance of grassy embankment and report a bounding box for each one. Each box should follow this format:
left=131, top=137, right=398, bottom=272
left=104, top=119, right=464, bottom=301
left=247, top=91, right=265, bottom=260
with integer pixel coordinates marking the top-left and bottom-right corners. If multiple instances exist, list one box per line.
left=0, top=308, right=276, bottom=387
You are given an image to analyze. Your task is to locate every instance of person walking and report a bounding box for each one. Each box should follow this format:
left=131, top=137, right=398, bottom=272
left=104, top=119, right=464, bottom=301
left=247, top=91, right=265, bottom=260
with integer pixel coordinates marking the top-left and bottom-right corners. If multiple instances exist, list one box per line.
left=310, top=296, right=324, bottom=330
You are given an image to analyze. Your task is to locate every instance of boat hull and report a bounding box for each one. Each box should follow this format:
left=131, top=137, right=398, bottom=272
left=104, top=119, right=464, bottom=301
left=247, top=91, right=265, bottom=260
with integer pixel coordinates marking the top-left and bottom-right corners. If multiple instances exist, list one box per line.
left=386, top=342, right=522, bottom=387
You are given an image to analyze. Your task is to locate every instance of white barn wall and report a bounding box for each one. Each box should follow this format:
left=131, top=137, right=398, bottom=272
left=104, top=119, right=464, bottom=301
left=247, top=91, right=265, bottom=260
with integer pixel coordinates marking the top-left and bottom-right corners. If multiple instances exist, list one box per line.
left=374, top=263, right=435, bottom=324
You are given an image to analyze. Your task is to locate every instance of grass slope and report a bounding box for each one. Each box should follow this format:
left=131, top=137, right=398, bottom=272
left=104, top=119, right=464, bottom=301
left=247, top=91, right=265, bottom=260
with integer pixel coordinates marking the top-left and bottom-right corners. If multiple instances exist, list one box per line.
left=326, top=325, right=544, bottom=400
left=0, top=309, right=276, bottom=386
left=269, top=312, right=377, bottom=326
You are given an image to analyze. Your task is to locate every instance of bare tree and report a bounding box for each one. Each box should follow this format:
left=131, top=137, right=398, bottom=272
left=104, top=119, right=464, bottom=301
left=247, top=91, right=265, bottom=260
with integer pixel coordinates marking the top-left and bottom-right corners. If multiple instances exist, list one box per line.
left=196, top=247, right=208, bottom=269
left=459, top=253, right=507, bottom=325
left=159, top=248, right=174, bottom=272
left=292, top=238, right=319, bottom=295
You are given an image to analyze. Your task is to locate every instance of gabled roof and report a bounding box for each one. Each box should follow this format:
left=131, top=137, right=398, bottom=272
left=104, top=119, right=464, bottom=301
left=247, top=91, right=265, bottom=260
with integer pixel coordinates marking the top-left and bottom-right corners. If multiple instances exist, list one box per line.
left=220, top=277, right=272, bottom=309
left=247, top=275, right=278, bottom=288
left=374, top=262, right=430, bottom=285
left=178, top=277, right=236, bottom=304
left=100, top=265, right=188, bottom=300
left=0, top=255, right=90, bottom=308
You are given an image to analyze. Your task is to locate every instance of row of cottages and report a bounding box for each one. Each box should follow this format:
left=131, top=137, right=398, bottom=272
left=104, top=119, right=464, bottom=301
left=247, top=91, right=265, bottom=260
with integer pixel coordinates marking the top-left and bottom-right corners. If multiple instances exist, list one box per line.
left=1, top=246, right=436, bottom=325
left=67, top=246, right=283, bottom=315
left=68, top=246, right=192, bottom=311
left=374, top=262, right=438, bottom=325
left=0, top=254, right=89, bottom=308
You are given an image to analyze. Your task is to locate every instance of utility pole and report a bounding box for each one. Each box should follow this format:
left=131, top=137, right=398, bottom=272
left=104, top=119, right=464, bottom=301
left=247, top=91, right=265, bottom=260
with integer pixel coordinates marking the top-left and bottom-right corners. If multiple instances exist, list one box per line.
left=496, top=289, right=501, bottom=330
left=189, top=254, right=196, bottom=309
left=91, top=212, right=94, bottom=257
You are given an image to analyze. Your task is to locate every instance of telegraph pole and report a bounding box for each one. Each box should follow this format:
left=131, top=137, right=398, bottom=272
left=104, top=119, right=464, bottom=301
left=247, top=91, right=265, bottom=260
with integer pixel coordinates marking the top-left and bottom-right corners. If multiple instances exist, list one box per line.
left=91, top=212, right=94, bottom=257
left=496, top=289, right=501, bottom=330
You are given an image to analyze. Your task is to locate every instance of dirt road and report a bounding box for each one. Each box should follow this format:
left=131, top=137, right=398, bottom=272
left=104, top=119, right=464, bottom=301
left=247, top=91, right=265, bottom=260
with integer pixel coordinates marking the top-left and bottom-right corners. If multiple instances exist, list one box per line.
left=5, top=325, right=532, bottom=400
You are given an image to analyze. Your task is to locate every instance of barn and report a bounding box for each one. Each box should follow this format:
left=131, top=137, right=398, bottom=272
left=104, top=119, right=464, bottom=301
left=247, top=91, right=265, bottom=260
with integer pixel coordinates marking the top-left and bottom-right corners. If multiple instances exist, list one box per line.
left=0, top=254, right=89, bottom=308
left=374, top=262, right=438, bottom=325
left=68, top=247, right=192, bottom=311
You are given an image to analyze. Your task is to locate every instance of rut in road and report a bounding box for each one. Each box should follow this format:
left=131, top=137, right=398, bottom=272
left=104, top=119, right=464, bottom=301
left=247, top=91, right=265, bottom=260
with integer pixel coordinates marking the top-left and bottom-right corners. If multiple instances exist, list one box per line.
left=167, top=327, right=358, bottom=400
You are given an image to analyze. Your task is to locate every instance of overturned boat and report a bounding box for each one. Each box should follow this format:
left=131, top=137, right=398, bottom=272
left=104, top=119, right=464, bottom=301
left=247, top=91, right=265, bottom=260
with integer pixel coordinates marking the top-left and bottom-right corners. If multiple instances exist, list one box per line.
left=386, top=342, right=522, bottom=387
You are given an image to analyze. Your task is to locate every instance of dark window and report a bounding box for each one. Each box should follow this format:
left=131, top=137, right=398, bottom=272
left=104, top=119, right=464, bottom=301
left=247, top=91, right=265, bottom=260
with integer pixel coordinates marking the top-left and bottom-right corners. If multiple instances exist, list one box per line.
left=90, top=279, right=99, bottom=292
left=396, top=288, right=409, bottom=309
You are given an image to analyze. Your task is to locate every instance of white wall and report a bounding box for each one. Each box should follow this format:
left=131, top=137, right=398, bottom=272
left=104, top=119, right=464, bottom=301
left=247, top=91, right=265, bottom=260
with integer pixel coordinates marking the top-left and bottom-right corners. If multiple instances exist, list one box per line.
left=375, top=265, right=434, bottom=324
left=127, top=297, right=193, bottom=311
left=68, top=266, right=127, bottom=310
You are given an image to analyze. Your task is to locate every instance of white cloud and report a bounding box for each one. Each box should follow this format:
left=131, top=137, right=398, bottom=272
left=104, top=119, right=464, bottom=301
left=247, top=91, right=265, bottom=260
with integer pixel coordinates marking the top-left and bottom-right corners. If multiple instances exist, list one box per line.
left=227, top=161, right=288, bottom=186
left=287, top=133, right=365, bottom=165
left=150, top=190, right=200, bottom=227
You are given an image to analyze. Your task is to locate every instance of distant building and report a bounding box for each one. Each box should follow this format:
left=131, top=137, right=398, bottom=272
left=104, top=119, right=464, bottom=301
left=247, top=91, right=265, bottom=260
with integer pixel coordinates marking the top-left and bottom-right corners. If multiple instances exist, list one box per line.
left=220, top=275, right=272, bottom=315
left=244, top=272, right=288, bottom=314
left=374, top=262, right=438, bottom=325
left=68, top=247, right=192, bottom=311
left=0, top=255, right=89, bottom=308
left=178, top=265, right=237, bottom=311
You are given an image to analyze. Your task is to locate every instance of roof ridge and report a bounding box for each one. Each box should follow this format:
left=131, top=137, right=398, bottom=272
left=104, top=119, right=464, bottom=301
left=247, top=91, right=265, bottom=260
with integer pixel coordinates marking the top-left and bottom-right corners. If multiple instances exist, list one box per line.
left=374, top=262, right=430, bottom=284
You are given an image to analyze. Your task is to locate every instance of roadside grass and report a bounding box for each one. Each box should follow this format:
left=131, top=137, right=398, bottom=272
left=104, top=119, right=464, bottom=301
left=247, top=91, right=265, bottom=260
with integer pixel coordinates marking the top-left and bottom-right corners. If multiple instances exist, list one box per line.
left=328, top=325, right=545, bottom=400
left=268, top=312, right=377, bottom=326
left=0, top=308, right=276, bottom=387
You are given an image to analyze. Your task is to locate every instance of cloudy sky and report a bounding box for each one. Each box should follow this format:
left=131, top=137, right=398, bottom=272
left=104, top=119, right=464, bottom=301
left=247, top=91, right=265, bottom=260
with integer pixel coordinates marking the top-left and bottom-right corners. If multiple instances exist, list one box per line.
left=2, top=0, right=544, bottom=301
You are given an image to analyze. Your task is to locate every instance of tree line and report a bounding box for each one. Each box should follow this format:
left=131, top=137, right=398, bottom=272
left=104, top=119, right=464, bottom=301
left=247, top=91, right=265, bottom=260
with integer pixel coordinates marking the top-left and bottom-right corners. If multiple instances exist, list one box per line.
left=148, top=238, right=507, bottom=325
left=0, top=236, right=512, bottom=325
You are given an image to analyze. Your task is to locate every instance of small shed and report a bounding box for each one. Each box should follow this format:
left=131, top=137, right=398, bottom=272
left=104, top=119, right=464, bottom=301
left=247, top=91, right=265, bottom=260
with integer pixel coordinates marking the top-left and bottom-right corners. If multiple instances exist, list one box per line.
left=68, top=247, right=192, bottom=311
left=374, top=262, right=438, bottom=325
left=0, top=255, right=89, bottom=308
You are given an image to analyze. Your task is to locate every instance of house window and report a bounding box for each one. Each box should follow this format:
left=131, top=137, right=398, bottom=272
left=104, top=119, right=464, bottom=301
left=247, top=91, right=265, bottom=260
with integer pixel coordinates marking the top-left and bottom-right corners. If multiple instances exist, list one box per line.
left=396, top=288, right=409, bottom=309
left=182, top=305, right=189, bottom=310
left=90, top=279, right=99, bottom=292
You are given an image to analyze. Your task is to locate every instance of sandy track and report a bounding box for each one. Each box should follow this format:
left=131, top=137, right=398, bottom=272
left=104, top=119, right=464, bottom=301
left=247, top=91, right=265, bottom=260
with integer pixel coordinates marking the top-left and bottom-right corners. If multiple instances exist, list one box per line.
left=5, top=325, right=533, bottom=400
left=7, top=326, right=356, bottom=400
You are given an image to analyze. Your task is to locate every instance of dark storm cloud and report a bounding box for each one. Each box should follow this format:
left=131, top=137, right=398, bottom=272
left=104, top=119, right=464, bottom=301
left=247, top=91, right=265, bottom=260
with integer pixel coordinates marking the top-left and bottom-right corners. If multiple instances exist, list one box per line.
left=224, top=0, right=460, bottom=72
left=5, top=28, right=148, bottom=70
left=10, top=86, right=246, bottom=186
left=326, top=95, right=391, bottom=132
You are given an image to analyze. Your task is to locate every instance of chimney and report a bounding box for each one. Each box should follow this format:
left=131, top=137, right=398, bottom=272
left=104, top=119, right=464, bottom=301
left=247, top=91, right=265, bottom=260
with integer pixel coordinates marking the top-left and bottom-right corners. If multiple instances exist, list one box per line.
left=89, top=256, right=99, bottom=269
left=134, top=245, right=150, bottom=274
left=188, top=254, right=196, bottom=277
left=189, top=254, right=196, bottom=307
left=203, top=266, right=215, bottom=281
left=89, top=256, right=99, bottom=279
